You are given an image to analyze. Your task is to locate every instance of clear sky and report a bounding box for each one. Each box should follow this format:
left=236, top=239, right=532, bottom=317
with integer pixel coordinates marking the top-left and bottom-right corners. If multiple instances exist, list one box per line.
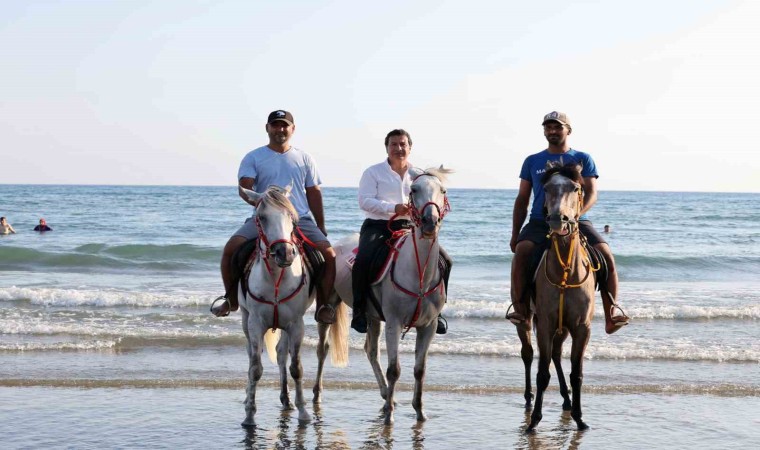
left=1, top=0, right=758, bottom=192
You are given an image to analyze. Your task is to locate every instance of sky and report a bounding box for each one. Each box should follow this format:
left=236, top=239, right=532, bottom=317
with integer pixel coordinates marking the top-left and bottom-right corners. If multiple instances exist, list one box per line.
left=1, top=0, right=758, bottom=192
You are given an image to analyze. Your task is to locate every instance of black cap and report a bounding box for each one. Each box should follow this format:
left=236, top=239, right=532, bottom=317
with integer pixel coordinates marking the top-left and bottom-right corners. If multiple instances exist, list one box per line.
left=267, top=110, right=294, bottom=126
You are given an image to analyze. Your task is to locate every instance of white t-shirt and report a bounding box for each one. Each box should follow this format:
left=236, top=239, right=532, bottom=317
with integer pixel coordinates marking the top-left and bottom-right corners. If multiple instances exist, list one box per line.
left=357, top=160, right=413, bottom=220
left=237, top=145, right=321, bottom=217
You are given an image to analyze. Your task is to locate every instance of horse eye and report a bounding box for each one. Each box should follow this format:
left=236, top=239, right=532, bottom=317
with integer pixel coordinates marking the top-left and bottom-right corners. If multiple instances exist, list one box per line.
left=441, top=189, right=447, bottom=194
left=411, top=186, right=418, bottom=192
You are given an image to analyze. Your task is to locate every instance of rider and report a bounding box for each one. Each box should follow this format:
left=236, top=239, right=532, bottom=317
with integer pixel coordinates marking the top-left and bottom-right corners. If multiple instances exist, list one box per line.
left=211, top=110, right=337, bottom=325
left=351, top=129, right=449, bottom=334
left=506, top=111, right=629, bottom=334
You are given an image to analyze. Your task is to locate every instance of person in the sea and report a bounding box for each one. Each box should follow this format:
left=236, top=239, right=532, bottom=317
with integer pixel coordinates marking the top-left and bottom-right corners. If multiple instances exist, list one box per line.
left=33, top=218, right=52, bottom=232
left=604, top=224, right=611, bottom=233
left=210, top=110, right=337, bottom=324
left=351, top=129, right=450, bottom=334
left=506, top=111, right=630, bottom=334
left=1, top=217, right=16, bottom=234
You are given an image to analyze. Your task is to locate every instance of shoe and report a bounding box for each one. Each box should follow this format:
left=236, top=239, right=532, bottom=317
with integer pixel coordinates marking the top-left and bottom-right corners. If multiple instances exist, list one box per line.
left=315, top=304, right=336, bottom=325
left=210, top=296, right=230, bottom=317
left=351, top=314, right=367, bottom=333
left=436, top=314, right=448, bottom=335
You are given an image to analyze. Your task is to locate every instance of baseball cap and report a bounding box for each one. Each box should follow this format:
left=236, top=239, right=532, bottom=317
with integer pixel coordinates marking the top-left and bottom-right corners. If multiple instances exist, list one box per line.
left=267, top=110, right=294, bottom=126
left=542, top=111, right=570, bottom=127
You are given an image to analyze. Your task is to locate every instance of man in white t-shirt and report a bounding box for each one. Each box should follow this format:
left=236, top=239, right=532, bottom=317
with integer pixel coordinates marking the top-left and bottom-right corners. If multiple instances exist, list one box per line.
left=211, top=110, right=336, bottom=324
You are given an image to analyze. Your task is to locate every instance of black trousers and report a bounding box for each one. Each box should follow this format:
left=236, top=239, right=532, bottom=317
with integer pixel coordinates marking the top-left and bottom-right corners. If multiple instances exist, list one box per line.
left=352, top=218, right=452, bottom=315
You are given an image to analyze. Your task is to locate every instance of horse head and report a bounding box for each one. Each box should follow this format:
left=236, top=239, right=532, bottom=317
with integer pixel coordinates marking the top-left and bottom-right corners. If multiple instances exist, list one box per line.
left=407, top=166, right=453, bottom=239
left=541, top=161, right=583, bottom=236
left=241, top=185, right=299, bottom=267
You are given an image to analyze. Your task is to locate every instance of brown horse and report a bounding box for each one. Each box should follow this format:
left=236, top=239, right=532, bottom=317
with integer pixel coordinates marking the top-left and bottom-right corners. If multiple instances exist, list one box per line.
left=523, top=162, right=597, bottom=433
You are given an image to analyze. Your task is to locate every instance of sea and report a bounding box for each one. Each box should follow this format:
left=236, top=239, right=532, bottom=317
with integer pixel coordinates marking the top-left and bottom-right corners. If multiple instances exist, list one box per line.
left=1, top=184, right=759, bottom=449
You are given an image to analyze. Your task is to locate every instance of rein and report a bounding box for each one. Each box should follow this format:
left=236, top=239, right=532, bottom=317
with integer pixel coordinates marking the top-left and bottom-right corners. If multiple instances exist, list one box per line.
left=386, top=172, right=449, bottom=337
left=245, top=215, right=308, bottom=331
left=544, top=230, right=598, bottom=335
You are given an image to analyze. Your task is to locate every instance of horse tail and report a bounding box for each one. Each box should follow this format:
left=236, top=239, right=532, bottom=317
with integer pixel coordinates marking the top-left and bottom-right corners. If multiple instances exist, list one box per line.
left=328, top=300, right=349, bottom=368
left=264, top=328, right=281, bottom=365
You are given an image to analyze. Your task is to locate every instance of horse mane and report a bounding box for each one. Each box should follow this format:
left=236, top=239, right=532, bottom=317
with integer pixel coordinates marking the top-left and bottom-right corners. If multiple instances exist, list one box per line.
left=422, top=166, right=455, bottom=184
left=540, top=163, right=582, bottom=185
left=260, top=186, right=299, bottom=220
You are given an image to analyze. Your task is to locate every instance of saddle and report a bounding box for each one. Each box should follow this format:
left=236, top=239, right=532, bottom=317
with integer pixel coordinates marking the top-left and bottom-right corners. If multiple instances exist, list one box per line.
left=524, top=235, right=609, bottom=304
left=232, top=236, right=325, bottom=302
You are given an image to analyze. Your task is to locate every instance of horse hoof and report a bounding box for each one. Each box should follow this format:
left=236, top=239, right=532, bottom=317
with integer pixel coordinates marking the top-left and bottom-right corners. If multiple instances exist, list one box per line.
left=298, top=411, right=312, bottom=423
left=525, top=426, right=536, bottom=434
left=524, top=402, right=533, bottom=410
left=241, top=418, right=255, bottom=428
left=577, top=421, right=589, bottom=431
left=562, top=401, right=572, bottom=411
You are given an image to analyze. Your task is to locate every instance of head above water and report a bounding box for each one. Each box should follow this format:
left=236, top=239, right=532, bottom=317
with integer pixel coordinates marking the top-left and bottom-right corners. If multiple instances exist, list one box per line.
left=39, top=218, right=46, bottom=225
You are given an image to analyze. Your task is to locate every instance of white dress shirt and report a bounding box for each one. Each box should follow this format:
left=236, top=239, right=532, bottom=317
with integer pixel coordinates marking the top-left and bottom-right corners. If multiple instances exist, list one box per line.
left=358, top=160, right=413, bottom=220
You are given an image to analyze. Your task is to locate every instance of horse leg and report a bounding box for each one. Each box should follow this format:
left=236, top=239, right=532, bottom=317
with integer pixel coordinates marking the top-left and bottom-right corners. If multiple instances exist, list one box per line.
left=552, top=329, right=572, bottom=411
left=527, top=326, right=553, bottom=433
left=242, top=311, right=265, bottom=428
left=517, top=318, right=534, bottom=409
left=277, top=332, right=293, bottom=410
left=288, top=321, right=311, bottom=422
left=570, top=327, right=591, bottom=430
left=313, top=321, right=329, bottom=404
left=383, top=322, right=402, bottom=425
left=365, top=318, right=388, bottom=400
left=412, top=322, right=436, bottom=422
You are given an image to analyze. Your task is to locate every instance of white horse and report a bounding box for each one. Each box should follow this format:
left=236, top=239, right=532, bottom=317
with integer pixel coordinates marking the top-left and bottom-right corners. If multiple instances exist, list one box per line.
left=314, top=166, right=453, bottom=425
left=237, top=186, right=347, bottom=426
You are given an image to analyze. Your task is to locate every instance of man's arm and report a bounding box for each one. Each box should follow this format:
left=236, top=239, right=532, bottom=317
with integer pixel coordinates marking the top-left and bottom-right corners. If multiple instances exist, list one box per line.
left=580, top=176, right=597, bottom=217
left=238, top=177, right=256, bottom=205
left=306, top=185, right=326, bottom=235
left=510, top=179, right=532, bottom=253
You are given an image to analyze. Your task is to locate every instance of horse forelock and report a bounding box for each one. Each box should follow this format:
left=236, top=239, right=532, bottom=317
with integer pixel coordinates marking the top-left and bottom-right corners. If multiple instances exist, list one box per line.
left=260, top=187, right=299, bottom=221
left=420, top=166, right=454, bottom=184
left=541, top=163, right=582, bottom=186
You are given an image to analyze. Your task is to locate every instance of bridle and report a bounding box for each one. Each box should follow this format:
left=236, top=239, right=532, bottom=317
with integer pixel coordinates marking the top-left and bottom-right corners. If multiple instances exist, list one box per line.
left=244, top=210, right=309, bottom=330
left=388, top=172, right=450, bottom=336
left=543, top=174, right=598, bottom=335
left=544, top=173, right=583, bottom=233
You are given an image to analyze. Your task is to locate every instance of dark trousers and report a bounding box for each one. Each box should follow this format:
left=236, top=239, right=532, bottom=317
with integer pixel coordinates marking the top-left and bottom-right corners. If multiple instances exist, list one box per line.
left=352, top=218, right=452, bottom=315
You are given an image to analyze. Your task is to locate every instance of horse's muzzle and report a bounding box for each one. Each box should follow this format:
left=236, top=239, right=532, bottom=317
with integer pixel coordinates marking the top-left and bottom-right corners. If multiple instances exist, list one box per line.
left=270, top=242, right=296, bottom=267
left=546, top=214, right=576, bottom=235
left=420, top=212, right=440, bottom=238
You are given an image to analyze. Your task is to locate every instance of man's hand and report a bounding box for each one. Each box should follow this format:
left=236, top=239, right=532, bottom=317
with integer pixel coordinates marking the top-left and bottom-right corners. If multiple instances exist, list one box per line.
left=510, top=235, right=518, bottom=253
left=394, top=204, right=410, bottom=215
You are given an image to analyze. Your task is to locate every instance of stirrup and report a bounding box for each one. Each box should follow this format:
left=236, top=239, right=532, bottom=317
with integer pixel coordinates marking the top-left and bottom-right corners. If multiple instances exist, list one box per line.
left=315, top=304, right=336, bottom=325
left=609, top=303, right=630, bottom=323
left=210, top=295, right=230, bottom=317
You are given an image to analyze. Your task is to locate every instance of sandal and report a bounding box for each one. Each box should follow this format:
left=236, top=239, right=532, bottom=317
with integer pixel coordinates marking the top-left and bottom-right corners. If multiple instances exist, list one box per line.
left=605, top=304, right=630, bottom=334
left=210, top=296, right=231, bottom=317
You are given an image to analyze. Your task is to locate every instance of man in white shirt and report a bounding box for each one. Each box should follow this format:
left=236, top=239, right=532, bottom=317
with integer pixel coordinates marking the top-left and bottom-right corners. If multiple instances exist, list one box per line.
left=351, top=129, right=449, bottom=334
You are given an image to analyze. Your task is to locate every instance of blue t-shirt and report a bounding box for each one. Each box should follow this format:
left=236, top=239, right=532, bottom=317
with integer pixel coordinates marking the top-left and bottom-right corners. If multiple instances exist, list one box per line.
left=519, top=149, right=598, bottom=221
left=238, top=145, right=322, bottom=217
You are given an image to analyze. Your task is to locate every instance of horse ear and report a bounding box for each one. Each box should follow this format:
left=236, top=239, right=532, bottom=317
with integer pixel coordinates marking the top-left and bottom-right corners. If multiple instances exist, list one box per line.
left=408, top=167, right=424, bottom=179
left=545, top=160, right=561, bottom=171
left=239, top=186, right=262, bottom=205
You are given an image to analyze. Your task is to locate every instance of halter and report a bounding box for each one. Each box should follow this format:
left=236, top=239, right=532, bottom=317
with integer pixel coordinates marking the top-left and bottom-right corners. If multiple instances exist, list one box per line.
left=245, top=213, right=308, bottom=331
left=387, top=172, right=450, bottom=337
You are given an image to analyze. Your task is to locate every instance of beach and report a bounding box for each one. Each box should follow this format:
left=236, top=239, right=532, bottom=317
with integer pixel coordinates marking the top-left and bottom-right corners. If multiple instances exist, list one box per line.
left=1, top=185, right=759, bottom=448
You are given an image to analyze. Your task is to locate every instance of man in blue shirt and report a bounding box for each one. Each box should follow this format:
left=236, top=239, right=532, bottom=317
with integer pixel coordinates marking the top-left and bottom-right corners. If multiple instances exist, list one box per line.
left=506, top=111, right=629, bottom=334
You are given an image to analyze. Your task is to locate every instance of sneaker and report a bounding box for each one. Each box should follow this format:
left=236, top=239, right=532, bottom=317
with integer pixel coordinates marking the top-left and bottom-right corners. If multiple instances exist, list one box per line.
left=351, top=315, right=368, bottom=333
left=436, top=315, right=448, bottom=335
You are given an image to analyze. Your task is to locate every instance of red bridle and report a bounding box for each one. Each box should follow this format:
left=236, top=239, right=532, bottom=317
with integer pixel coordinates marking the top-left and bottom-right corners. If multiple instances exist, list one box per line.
left=386, top=173, right=451, bottom=335
left=246, top=214, right=309, bottom=330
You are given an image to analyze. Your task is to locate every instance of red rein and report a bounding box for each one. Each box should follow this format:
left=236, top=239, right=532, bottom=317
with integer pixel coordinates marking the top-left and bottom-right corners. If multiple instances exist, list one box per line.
left=246, top=216, right=308, bottom=330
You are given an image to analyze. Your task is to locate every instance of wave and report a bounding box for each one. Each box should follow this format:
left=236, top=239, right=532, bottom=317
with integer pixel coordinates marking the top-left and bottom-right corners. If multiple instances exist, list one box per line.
left=0, top=244, right=218, bottom=272
left=0, top=378, right=756, bottom=397
left=2, top=288, right=759, bottom=320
